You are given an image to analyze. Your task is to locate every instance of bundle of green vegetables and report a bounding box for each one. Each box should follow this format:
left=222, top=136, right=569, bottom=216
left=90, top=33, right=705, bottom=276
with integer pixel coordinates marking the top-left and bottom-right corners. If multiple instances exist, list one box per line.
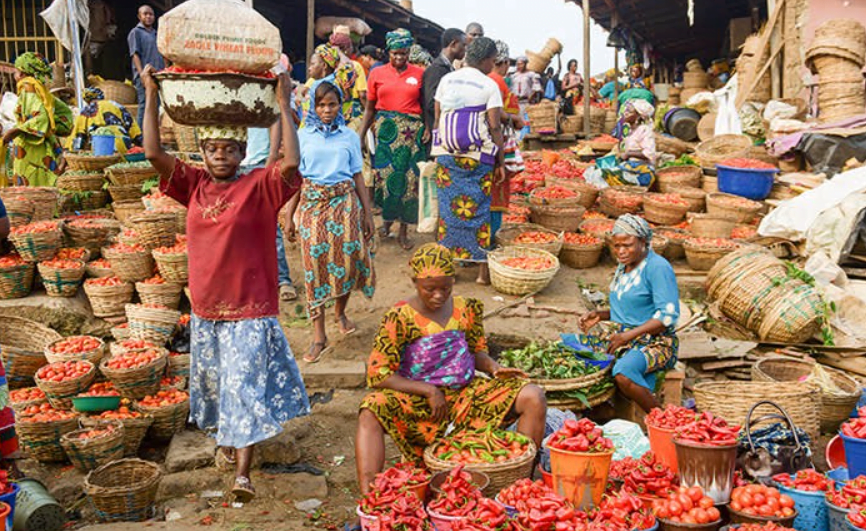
left=498, top=341, right=602, bottom=380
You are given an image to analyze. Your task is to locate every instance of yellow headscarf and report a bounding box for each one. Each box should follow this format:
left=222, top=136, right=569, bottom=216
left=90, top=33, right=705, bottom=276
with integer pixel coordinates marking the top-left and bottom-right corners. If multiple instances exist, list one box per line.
left=195, top=126, right=248, bottom=144
left=409, top=243, right=456, bottom=279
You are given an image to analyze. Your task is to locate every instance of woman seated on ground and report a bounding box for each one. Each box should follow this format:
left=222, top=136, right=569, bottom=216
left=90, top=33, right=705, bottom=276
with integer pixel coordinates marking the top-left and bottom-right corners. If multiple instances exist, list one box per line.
left=579, top=215, right=679, bottom=413
left=355, top=243, right=546, bottom=493
left=66, top=87, right=142, bottom=154
left=604, top=99, right=657, bottom=188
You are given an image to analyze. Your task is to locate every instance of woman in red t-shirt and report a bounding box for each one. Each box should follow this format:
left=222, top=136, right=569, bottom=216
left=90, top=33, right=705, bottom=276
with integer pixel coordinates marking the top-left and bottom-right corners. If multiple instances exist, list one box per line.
left=359, top=28, right=429, bottom=250
left=139, top=65, right=310, bottom=502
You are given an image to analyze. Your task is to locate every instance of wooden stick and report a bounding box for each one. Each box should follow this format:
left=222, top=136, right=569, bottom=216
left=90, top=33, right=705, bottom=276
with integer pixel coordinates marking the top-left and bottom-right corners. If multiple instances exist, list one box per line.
left=483, top=291, right=540, bottom=320
left=736, top=0, right=786, bottom=107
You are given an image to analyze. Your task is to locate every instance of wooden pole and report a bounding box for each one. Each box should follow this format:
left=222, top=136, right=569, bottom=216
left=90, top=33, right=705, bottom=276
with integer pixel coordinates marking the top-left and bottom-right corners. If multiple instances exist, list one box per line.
left=582, top=0, right=591, bottom=137
left=306, top=0, right=316, bottom=69
left=613, top=48, right=619, bottom=107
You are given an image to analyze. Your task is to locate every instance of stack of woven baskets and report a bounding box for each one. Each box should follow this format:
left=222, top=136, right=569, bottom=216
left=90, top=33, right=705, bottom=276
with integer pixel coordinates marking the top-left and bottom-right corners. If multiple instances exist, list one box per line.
left=681, top=58, right=709, bottom=103
left=737, top=35, right=772, bottom=104
left=527, top=101, right=558, bottom=133
left=706, top=247, right=827, bottom=343
left=806, top=19, right=866, bottom=123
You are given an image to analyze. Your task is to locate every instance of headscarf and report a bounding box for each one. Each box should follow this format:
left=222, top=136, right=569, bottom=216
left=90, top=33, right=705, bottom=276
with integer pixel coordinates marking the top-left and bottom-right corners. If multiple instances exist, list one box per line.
left=329, top=32, right=353, bottom=53
left=409, top=45, right=433, bottom=66
left=624, top=99, right=654, bottom=125
left=494, top=40, right=510, bottom=64
left=314, top=44, right=341, bottom=70
left=14, top=52, right=52, bottom=84
left=612, top=214, right=653, bottom=244
left=304, top=78, right=346, bottom=136
left=84, top=87, right=105, bottom=103
left=196, top=126, right=248, bottom=144
left=516, top=55, right=528, bottom=63
left=410, top=243, right=456, bottom=279
left=386, top=28, right=414, bottom=51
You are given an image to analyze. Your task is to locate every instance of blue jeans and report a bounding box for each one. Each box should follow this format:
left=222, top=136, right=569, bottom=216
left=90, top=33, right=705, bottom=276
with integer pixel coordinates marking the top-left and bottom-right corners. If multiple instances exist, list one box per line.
left=276, top=226, right=292, bottom=287
left=134, top=78, right=160, bottom=132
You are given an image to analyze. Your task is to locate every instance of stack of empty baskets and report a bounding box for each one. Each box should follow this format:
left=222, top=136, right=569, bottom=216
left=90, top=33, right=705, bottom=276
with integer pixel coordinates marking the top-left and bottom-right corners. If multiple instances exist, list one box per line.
left=807, top=19, right=866, bottom=123
left=737, top=35, right=771, bottom=104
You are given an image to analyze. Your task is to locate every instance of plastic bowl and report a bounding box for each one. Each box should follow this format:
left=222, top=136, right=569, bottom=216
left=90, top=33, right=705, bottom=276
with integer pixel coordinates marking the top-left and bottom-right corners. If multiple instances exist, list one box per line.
left=727, top=507, right=797, bottom=528
left=71, top=395, right=121, bottom=412
left=123, top=152, right=146, bottom=163
left=716, top=164, right=778, bottom=200
left=430, top=469, right=489, bottom=495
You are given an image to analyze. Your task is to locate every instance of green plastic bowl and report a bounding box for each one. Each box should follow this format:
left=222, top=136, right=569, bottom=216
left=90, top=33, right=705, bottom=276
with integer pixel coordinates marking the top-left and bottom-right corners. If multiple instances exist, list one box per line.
left=71, top=395, right=121, bottom=412
left=123, top=152, right=146, bottom=162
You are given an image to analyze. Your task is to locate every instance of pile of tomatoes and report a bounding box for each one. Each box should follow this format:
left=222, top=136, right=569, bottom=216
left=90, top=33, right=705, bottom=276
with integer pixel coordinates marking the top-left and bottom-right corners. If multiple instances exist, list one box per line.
left=427, top=465, right=484, bottom=517
left=583, top=211, right=607, bottom=220
left=0, top=254, right=27, bottom=268
left=67, top=219, right=108, bottom=230
left=80, top=382, right=120, bottom=397
left=712, top=194, right=760, bottom=209
left=85, top=276, right=125, bottom=287
left=106, top=243, right=146, bottom=254
left=142, top=275, right=167, bottom=285
left=652, top=486, right=721, bottom=525
left=73, top=424, right=117, bottom=440
left=9, top=220, right=61, bottom=236
left=580, top=219, right=615, bottom=236
left=160, top=376, right=184, bottom=388
left=604, top=189, right=642, bottom=210
left=594, top=134, right=618, bottom=144
left=563, top=233, right=601, bottom=246
left=548, top=419, right=614, bottom=453
left=655, top=229, right=688, bottom=242
left=729, top=483, right=796, bottom=518
left=503, top=213, right=528, bottom=224
left=674, top=411, right=740, bottom=446
left=50, top=336, right=101, bottom=354
left=18, top=403, right=77, bottom=422
left=827, top=476, right=866, bottom=508
left=550, top=160, right=585, bottom=180
left=116, top=340, right=156, bottom=351
left=498, top=479, right=555, bottom=508
left=650, top=194, right=688, bottom=207
left=154, top=241, right=188, bottom=254
left=39, top=259, right=83, bottom=270
left=772, top=469, right=833, bottom=492
left=95, top=406, right=141, bottom=420
left=55, top=248, right=88, bottom=260
left=734, top=525, right=796, bottom=531
left=105, top=349, right=162, bottom=370
left=10, top=387, right=45, bottom=403
left=139, top=388, right=188, bottom=407
left=534, top=186, right=579, bottom=201
left=36, top=360, right=92, bottom=383
left=511, top=171, right=545, bottom=195
left=515, top=231, right=557, bottom=244
left=731, top=225, right=758, bottom=239
left=685, top=237, right=739, bottom=250
left=89, top=258, right=112, bottom=269
left=719, top=158, right=778, bottom=170
left=500, top=256, right=555, bottom=271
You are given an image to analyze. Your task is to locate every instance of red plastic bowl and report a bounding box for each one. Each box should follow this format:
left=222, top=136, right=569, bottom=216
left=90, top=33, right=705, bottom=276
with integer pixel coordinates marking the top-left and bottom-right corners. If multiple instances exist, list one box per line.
left=827, top=434, right=847, bottom=470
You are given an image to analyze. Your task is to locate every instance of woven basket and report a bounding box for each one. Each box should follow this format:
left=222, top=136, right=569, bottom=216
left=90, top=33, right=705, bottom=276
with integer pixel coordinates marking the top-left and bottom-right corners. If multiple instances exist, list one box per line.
left=110, top=340, right=158, bottom=358
left=37, top=261, right=85, bottom=298
left=560, top=240, right=604, bottom=269
left=65, top=219, right=122, bottom=257
left=694, top=381, right=821, bottom=438
left=756, top=284, right=825, bottom=344
left=61, top=421, right=126, bottom=472
left=84, top=458, right=162, bottom=522
left=579, top=219, right=616, bottom=239
left=9, top=388, right=48, bottom=414
left=707, top=250, right=786, bottom=331
left=102, top=247, right=153, bottom=283
left=668, top=186, right=706, bottom=213
left=706, top=193, right=762, bottom=224
left=127, top=213, right=177, bottom=251
left=695, top=135, right=752, bottom=169
left=529, top=203, right=586, bottom=233
left=688, top=213, right=736, bottom=239
left=56, top=172, right=106, bottom=192
left=4, top=197, right=34, bottom=227
left=683, top=239, right=739, bottom=271
left=107, top=185, right=143, bottom=203
left=489, top=247, right=559, bottom=296
left=112, top=201, right=146, bottom=224
left=546, top=386, right=616, bottom=410
left=656, top=166, right=702, bottom=192
left=0, top=187, right=59, bottom=220
left=81, top=413, right=154, bottom=457
left=656, top=229, right=688, bottom=260
left=44, top=335, right=106, bottom=366
left=174, top=124, right=199, bottom=154
left=101, top=349, right=168, bottom=400
left=60, top=190, right=110, bottom=213
left=683, top=71, right=709, bottom=89
left=702, top=174, right=719, bottom=194
left=136, top=398, right=190, bottom=441
left=424, top=440, right=537, bottom=496
left=84, top=280, right=135, bottom=318
left=106, top=165, right=158, bottom=187
left=167, top=353, right=191, bottom=378
left=35, top=360, right=97, bottom=410
left=527, top=102, right=558, bottom=131
left=643, top=194, right=689, bottom=225
left=116, top=230, right=140, bottom=247
left=599, top=186, right=646, bottom=218
left=752, top=357, right=860, bottom=432
left=560, top=115, right=581, bottom=135
left=655, top=133, right=694, bottom=157
left=532, top=364, right=612, bottom=392
left=652, top=235, right=670, bottom=256
left=126, top=304, right=180, bottom=345
left=0, top=316, right=60, bottom=389
left=111, top=326, right=131, bottom=342
left=65, top=153, right=121, bottom=173
left=151, top=250, right=188, bottom=284
left=9, top=224, right=64, bottom=262
left=494, top=224, right=564, bottom=256
left=86, top=262, right=114, bottom=278
left=0, top=261, right=35, bottom=299
left=94, top=80, right=137, bottom=104
left=589, top=138, right=618, bottom=152
left=529, top=188, right=584, bottom=209
left=17, top=415, right=79, bottom=462
left=135, top=281, right=182, bottom=310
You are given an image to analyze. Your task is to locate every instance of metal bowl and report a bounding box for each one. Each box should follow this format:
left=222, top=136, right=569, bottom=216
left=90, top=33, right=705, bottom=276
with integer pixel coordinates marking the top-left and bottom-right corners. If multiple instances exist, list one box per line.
left=154, top=71, right=279, bottom=128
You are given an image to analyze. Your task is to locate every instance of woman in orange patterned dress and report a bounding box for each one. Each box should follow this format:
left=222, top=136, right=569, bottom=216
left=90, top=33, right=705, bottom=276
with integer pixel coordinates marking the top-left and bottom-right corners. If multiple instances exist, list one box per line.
left=355, top=243, right=546, bottom=494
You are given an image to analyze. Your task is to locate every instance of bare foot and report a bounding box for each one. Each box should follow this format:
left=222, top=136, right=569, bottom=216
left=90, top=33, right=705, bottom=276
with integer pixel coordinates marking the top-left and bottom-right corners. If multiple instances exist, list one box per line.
left=336, top=314, right=357, bottom=335
left=303, top=341, right=331, bottom=363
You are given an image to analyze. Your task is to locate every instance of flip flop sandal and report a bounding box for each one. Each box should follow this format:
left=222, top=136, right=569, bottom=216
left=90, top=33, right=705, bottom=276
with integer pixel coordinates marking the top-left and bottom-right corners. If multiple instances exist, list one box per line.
left=303, top=342, right=332, bottom=363
left=231, top=476, right=256, bottom=503
left=336, top=315, right=357, bottom=336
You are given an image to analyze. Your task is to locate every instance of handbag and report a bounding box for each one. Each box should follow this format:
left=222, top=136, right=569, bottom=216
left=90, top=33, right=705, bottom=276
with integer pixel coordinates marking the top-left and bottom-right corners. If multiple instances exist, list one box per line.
left=737, top=400, right=813, bottom=483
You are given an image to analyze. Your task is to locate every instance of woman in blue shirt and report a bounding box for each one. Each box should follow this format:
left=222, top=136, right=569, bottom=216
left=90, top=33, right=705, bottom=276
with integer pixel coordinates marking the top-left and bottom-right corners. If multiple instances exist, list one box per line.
left=286, top=80, right=376, bottom=363
left=579, top=214, right=679, bottom=412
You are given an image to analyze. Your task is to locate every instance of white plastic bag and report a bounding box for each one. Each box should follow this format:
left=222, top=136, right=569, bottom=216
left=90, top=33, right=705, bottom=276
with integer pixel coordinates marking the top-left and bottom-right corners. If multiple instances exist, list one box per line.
left=602, top=419, right=650, bottom=461
left=0, top=93, right=18, bottom=133
left=417, top=161, right=438, bottom=233
left=40, top=0, right=89, bottom=52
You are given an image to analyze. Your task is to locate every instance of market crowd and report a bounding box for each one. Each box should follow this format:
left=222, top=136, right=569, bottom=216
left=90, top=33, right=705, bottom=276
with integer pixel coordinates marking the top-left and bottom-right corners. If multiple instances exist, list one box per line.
left=0, top=8, right=680, bottom=508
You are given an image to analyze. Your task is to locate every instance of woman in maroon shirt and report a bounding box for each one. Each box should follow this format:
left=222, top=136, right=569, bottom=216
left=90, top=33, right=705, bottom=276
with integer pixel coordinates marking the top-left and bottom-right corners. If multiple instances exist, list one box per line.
left=140, top=65, right=310, bottom=502
left=359, top=28, right=429, bottom=250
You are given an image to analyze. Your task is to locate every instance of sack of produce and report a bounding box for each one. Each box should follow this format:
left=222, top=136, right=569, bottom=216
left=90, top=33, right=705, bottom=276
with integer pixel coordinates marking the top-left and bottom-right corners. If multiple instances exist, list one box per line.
left=157, top=0, right=281, bottom=74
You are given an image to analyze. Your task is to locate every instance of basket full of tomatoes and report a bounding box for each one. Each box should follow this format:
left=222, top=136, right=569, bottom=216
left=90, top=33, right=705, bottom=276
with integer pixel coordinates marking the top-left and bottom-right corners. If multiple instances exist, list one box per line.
left=82, top=406, right=154, bottom=457
left=495, top=223, right=564, bottom=256
left=9, top=387, right=47, bottom=414
left=60, top=420, right=125, bottom=473
left=8, top=221, right=64, bottom=262
left=44, top=335, right=106, bottom=365
left=83, top=276, right=135, bottom=318
left=34, top=360, right=97, bottom=410
left=0, top=253, right=35, bottom=300
left=16, top=403, right=79, bottom=462
left=101, top=348, right=169, bottom=399
left=135, top=388, right=190, bottom=440
left=488, top=246, right=560, bottom=296
left=560, top=233, right=604, bottom=269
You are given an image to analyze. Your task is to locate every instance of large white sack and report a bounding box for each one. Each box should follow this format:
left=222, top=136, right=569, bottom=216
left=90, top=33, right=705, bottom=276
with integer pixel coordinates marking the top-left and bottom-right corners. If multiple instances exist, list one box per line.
left=157, top=0, right=281, bottom=74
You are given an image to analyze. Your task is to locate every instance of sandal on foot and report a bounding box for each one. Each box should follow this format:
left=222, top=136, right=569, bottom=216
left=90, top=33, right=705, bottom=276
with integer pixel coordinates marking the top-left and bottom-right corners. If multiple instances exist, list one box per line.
left=336, top=315, right=357, bottom=336
left=231, top=476, right=256, bottom=503
left=215, top=447, right=236, bottom=472
left=279, top=284, right=298, bottom=301
left=303, top=341, right=332, bottom=363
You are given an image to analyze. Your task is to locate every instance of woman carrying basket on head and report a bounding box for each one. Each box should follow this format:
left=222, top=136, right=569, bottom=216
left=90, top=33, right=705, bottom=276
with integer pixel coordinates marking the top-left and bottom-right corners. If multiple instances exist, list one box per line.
left=140, top=64, right=310, bottom=502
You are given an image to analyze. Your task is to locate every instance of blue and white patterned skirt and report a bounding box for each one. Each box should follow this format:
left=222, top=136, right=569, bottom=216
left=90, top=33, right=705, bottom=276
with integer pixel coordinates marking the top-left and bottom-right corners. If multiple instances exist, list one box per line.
left=189, top=315, right=311, bottom=448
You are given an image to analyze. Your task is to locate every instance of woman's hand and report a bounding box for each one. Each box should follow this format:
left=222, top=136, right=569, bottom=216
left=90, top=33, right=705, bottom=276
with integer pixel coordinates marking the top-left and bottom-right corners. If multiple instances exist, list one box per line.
left=493, top=367, right=527, bottom=380
left=421, top=128, right=431, bottom=144
left=579, top=311, right=602, bottom=332
left=140, top=65, right=158, bottom=94
left=606, top=332, right=631, bottom=354
left=276, top=72, right=292, bottom=108
left=362, top=212, right=375, bottom=242
left=426, top=386, right=448, bottom=422
left=285, top=217, right=297, bottom=243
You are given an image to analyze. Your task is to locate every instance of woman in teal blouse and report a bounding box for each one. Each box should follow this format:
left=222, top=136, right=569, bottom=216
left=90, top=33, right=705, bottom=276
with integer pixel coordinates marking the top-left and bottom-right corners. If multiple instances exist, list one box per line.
left=579, top=214, right=679, bottom=412
left=286, top=80, right=376, bottom=363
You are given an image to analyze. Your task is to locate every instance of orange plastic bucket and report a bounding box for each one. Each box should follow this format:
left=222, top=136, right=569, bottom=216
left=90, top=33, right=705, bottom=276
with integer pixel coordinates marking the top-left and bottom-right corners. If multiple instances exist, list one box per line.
left=549, top=447, right=613, bottom=509
left=647, top=423, right=678, bottom=473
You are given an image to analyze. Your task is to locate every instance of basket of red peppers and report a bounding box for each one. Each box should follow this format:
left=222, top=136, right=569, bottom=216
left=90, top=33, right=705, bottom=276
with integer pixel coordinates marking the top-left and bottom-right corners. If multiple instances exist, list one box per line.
left=357, top=464, right=432, bottom=530
left=426, top=465, right=486, bottom=528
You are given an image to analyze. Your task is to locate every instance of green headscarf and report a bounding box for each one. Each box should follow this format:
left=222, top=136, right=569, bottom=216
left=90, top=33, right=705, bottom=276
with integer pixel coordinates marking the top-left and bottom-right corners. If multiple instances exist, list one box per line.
left=14, top=52, right=52, bottom=84
left=386, top=29, right=414, bottom=51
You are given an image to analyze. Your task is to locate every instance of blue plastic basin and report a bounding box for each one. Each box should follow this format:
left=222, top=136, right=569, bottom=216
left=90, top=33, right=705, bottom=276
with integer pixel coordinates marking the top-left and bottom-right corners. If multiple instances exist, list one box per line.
left=716, top=163, right=778, bottom=200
